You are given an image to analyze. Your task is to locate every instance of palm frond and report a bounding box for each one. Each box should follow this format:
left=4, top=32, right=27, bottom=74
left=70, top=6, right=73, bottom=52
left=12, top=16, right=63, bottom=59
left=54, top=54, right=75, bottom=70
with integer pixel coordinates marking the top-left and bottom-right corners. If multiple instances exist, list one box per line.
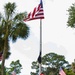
left=10, top=22, right=29, bottom=42
left=4, top=2, right=16, bottom=20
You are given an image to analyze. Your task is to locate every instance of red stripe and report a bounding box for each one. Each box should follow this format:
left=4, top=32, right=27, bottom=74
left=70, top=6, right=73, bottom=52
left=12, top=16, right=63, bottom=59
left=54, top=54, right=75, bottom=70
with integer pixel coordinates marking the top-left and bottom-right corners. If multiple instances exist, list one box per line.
left=24, top=0, right=44, bottom=21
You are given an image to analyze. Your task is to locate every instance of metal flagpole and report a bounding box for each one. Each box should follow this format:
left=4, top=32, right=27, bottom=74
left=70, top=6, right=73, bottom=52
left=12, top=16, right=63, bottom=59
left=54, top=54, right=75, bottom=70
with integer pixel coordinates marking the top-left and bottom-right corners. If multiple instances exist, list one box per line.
left=39, top=19, right=42, bottom=75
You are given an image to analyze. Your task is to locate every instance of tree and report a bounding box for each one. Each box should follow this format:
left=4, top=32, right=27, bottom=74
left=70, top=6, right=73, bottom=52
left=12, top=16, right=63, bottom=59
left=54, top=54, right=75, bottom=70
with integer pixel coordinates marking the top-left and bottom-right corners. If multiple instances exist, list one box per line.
left=0, top=2, right=29, bottom=75
left=65, top=69, right=75, bottom=75
left=0, top=64, right=6, bottom=75
left=6, top=60, right=22, bottom=75
left=67, top=3, right=75, bottom=28
left=71, top=59, right=75, bottom=73
left=31, top=52, right=69, bottom=75
left=0, top=60, right=22, bottom=75
left=64, top=59, right=75, bottom=75
left=42, top=53, right=69, bottom=75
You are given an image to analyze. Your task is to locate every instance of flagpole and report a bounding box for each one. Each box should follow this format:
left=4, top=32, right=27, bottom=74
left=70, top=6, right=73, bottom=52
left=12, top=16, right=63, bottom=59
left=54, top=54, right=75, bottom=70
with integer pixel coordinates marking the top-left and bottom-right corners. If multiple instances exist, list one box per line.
left=39, top=19, right=42, bottom=75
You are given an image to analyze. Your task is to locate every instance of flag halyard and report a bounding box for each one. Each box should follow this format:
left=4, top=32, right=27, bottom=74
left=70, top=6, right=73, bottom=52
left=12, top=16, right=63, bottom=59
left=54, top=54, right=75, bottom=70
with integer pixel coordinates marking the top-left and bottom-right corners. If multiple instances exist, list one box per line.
left=24, top=0, right=44, bottom=21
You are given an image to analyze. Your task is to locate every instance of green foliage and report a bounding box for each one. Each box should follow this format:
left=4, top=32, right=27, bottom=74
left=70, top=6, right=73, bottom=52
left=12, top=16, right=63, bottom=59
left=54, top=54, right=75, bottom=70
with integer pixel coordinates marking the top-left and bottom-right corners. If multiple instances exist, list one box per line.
left=6, top=60, right=22, bottom=75
left=67, top=3, right=75, bottom=28
left=0, top=60, right=22, bottom=75
left=42, top=53, right=68, bottom=67
left=65, top=69, right=75, bottom=75
left=4, top=2, right=16, bottom=17
left=31, top=52, right=69, bottom=75
left=71, top=60, right=75, bottom=73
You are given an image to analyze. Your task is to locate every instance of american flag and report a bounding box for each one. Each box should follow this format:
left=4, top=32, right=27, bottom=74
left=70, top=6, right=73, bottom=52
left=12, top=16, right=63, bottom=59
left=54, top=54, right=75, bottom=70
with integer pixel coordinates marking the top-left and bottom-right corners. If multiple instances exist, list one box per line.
left=24, top=0, right=44, bottom=21
left=40, top=73, right=44, bottom=75
left=59, top=67, right=66, bottom=75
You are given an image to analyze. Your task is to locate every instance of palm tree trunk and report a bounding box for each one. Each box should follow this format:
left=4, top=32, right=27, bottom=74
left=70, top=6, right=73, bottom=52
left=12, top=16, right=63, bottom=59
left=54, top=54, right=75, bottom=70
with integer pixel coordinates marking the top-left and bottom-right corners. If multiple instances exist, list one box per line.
left=1, top=25, right=8, bottom=75
left=1, top=39, right=8, bottom=75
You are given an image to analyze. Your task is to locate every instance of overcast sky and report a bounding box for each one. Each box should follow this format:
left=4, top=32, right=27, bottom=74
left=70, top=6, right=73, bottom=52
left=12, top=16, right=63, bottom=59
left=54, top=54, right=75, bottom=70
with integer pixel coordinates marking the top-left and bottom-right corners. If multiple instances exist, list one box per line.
left=0, top=0, right=75, bottom=75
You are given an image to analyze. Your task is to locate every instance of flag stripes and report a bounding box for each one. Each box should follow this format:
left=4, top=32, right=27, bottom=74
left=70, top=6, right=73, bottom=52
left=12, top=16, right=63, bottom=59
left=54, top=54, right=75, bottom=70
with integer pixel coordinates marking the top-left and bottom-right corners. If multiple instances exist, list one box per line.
left=59, top=67, right=66, bottom=75
left=24, top=0, right=44, bottom=21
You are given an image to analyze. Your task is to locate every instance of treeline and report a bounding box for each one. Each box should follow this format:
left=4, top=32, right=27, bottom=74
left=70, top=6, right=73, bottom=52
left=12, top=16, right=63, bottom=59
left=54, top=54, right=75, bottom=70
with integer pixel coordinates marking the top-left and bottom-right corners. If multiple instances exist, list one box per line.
left=31, top=52, right=75, bottom=75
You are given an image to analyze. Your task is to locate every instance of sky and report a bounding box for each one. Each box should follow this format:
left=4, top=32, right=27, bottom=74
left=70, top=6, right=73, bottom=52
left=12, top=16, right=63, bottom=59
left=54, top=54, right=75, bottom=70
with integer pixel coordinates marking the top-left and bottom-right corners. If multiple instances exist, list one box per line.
left=0, top=0, right=75, bottom=75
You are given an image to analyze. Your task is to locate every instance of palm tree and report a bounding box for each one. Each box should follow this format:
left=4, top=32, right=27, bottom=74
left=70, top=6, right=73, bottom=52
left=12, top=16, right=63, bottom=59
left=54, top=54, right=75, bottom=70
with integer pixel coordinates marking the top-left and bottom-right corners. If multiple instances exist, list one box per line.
left=0, top=2, right=29, bottom=75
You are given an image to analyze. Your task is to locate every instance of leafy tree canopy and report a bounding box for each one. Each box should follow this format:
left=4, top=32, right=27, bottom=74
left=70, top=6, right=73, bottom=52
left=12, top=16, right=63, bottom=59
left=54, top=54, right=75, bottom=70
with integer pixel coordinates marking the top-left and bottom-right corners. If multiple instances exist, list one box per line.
left=31, top=52, right=69, bottom=75
left=67, top=3, right=75, bottom=28
left=6, top=60, right=22, bottom=75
